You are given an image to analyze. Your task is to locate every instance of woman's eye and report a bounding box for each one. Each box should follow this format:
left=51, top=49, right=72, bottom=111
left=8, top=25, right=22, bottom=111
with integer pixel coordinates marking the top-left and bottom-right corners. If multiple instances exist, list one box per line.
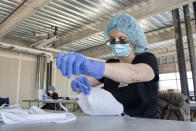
left=120, top=39, right=127, bottom=43
left=120, top=39, right=127, bottom=41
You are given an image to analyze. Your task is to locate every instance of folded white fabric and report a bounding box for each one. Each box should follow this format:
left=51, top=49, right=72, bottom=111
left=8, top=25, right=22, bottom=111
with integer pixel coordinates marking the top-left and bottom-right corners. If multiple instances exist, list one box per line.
left=1, top=112, right=76, bottom=124
left=0, top=105, right=76, bottom=124
left=77, top=88, right=124, bottom=116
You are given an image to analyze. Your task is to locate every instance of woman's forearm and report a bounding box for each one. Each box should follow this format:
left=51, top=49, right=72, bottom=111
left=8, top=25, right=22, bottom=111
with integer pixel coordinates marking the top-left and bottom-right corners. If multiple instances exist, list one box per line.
left=104, top=63, right=139, bottom=83
left=104, top=63, right=155, bottom=83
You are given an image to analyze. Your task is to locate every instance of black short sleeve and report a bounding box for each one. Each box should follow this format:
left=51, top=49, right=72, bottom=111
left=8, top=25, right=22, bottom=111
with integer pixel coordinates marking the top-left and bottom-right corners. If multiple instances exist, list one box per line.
left=133, top=52, right=159, bottom=81
left=96, top=52, right=159, bottom=118
left=52, top=92, right=58, bottom=100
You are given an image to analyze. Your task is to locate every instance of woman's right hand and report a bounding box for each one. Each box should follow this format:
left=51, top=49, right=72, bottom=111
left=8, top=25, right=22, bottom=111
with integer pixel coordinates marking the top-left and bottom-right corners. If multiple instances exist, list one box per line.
left=71, top=76, right=91, bottom=95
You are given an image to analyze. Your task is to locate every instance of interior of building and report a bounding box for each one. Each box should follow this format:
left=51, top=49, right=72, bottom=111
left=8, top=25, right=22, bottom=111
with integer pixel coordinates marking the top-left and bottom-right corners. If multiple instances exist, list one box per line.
left=0, top=0, right=196, bottom=130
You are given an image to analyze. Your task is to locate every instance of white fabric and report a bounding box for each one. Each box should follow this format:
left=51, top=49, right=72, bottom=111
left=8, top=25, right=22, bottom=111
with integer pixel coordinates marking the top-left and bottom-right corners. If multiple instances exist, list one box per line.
left=0, top=104, right=20, bottom=109
left=77, top=88, right=124, bottom=115
left=0, top=105, right=76, bottom=124
left=60, top=103, right=68, bottom=112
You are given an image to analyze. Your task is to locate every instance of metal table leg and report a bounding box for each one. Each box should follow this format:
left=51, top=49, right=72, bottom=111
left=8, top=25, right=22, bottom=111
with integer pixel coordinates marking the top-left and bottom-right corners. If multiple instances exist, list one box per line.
left=29, top=102, right=31, bottom=108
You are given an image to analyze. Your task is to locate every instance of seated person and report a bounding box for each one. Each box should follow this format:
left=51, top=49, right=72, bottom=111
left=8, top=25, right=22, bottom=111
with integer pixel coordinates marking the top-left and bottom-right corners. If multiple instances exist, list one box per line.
left=47, top=86, right=58, bottom=100
left=41, top=86, right=60, bottom=110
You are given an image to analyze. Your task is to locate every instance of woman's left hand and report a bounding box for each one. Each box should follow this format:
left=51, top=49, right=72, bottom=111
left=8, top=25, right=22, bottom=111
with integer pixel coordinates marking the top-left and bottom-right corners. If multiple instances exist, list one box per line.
left=56, top=52, right=105, bottom=79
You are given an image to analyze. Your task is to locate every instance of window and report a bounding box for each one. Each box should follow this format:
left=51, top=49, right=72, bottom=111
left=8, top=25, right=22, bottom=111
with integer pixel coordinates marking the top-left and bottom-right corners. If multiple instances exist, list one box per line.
left=159, top=71, right=194, bottom=95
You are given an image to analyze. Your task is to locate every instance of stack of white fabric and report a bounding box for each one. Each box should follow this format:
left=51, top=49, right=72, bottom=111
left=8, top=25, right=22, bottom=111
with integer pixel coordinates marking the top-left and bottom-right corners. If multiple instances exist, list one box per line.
left=0, top=104, right=76, bottom=124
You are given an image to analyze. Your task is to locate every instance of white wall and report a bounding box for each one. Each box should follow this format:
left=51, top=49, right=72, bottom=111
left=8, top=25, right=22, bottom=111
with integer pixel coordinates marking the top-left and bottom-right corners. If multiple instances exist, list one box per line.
left=0, top=49, right=103, bottom=108
left=52, top=59, right=75, bottom=97
left=0, top=49, right=37, bottom=108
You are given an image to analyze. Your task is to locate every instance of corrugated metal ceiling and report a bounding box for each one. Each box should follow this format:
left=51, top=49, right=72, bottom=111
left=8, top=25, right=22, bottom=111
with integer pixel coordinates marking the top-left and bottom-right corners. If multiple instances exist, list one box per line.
left=0, top=0, right=195, bottom=59
left=60, top=5, right=195, bottom=52
left=4, top=0, right=147, bottom=43
left=0, top=0, right=23, bottom=24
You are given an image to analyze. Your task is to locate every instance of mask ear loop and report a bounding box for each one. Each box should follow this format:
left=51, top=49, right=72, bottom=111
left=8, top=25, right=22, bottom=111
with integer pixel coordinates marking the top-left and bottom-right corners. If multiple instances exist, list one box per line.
left=129, top=40, right=135, bottom=55
left=120, top=112, right=135, bottom=119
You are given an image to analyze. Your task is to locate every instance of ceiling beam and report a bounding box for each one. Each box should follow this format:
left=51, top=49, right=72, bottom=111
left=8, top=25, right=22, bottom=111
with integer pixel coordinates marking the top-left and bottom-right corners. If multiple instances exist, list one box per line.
left=0, top=37, right=28, bottom=47
left=55, top=0, right=196, bottom=48
left=0, top=0, right=52, bottom=38
left=79, top=21, right=196, bottom=57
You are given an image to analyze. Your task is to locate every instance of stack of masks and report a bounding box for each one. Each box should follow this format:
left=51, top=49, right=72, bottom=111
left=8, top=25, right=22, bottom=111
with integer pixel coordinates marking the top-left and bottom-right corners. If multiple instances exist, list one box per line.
left=0, top=104, right=76, bottom=124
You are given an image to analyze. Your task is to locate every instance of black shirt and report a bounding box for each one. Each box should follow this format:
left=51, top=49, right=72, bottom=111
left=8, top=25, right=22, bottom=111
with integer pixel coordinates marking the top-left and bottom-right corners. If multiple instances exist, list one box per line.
left=42, top=92, right=59, bottom=110
left=47, top=92, right=58, bottom=100
left=98, top=52, right=159, bottom=118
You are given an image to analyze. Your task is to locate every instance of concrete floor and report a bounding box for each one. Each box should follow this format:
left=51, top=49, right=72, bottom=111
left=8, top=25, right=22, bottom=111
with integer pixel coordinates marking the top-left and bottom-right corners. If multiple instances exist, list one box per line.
left=193, top=117, right=196, bottom=122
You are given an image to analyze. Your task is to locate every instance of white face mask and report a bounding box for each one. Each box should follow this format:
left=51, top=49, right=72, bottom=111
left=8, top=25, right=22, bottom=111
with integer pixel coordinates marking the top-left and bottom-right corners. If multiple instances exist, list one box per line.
left=109, top=43, right=132, bottom=57
left=77, top=88, right=124, bottom=116
left=48, top=90, right=53, bottom=94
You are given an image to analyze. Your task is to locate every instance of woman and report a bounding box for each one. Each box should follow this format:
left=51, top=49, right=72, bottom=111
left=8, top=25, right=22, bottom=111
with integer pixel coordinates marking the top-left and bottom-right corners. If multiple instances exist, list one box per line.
left=47, top=86, right=58, bottom=100
left=41, top=86, right=59, bottom=110
left=56, top=13, right=159, bottom=118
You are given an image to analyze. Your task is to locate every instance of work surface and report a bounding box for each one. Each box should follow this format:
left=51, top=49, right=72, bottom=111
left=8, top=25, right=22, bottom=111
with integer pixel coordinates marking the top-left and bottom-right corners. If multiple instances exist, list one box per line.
left=0, top=115, right=196, bottom=131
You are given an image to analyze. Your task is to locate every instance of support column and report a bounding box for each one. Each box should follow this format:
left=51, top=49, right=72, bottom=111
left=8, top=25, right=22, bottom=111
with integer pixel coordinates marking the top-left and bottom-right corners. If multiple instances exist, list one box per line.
left=172, top=9, right=189, bottom=96
left=49, top=61, right=52, bottom=86
left=193, top=2, right=196, bottom=31
left=46, top=61, right=52, bottom=93
left=46, top=62, right=50, bottom=93
left=173, top=56, right=179, bottom=90
left=183, top=4, right=196, bottom=98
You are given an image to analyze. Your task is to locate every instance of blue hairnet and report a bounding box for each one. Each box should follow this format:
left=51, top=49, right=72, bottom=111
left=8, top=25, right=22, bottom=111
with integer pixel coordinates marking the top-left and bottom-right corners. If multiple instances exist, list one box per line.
left=104, top=13, right=149, bottom=54
left=48, top=86, right=56, bottom=91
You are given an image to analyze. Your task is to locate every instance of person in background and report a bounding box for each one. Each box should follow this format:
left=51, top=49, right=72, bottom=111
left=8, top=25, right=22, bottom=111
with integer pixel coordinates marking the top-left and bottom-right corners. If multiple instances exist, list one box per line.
left=56, top=13, right=159, bottom=118
left=41, top=86, right=59, bottom=110
left=47, top=86, right=58, bottom=100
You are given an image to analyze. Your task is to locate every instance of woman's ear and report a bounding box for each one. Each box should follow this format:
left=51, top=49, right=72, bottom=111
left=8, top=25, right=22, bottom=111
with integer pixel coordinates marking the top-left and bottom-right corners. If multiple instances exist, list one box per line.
left=130, top=42, right=135, bottom=54
left=129, top=42, right=134, bottom=48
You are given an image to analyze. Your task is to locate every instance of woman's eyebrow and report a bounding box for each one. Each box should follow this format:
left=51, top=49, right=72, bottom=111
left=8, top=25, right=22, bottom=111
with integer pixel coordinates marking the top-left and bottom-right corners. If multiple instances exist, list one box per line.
left=110, top=35, right=128, bottom=39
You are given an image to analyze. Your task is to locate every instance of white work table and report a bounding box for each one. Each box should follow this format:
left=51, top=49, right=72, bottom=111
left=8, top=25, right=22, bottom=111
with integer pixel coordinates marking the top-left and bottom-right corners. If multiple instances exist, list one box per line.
left=22, top=99, right=77, bottom=106
left=0, top=115, right=196, bottom=131
left=22, top=99, right=78, bottom=112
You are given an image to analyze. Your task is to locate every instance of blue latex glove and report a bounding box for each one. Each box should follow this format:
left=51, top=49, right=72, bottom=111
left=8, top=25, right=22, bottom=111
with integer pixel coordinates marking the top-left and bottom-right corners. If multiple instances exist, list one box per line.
left=71, top=76, right=91, bottom=95
left=56, top=52, right=105, bottom=79
left=42, top=94, right=50, bottom=99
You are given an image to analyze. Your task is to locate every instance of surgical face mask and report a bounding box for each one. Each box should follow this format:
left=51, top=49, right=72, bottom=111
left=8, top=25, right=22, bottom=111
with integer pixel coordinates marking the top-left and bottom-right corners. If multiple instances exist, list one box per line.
left=77, top=88, right=124, bottom=115
left=48, top=90, right=53, bottom=94
left=109, top=42, right=132, bottom=57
